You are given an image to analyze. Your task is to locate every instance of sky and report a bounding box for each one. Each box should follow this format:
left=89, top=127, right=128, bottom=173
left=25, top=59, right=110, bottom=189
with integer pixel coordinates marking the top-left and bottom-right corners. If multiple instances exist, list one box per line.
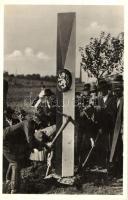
left=4, top=5, right=124, bottom=77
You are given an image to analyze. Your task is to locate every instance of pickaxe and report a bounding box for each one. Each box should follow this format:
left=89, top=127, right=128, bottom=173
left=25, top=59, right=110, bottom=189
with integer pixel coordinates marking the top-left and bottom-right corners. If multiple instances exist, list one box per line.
left=45, top=112, right=76, bottom=177
left=46, top=111, right=76, bottom=149
left=82, top=131, right=100, bottom=168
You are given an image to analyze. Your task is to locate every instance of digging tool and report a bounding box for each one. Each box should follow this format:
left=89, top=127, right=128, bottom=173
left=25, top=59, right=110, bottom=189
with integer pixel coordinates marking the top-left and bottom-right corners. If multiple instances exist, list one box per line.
left=82, top=131, right=100, bottom=168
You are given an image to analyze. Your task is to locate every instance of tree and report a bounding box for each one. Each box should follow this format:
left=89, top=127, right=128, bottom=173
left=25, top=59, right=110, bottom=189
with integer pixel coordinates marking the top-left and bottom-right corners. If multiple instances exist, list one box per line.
left=79, top=32, right=124, bottom=82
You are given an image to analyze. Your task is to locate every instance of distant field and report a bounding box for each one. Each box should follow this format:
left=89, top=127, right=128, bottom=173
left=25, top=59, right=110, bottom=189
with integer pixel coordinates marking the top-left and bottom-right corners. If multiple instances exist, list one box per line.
left=7, top=79, right=56, bottom=109
left=7, top=78, right=84, bottom=111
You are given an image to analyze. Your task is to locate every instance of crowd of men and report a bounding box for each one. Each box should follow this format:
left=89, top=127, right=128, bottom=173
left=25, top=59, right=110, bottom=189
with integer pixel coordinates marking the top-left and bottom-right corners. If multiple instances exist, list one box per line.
left=3, top=74, right=123, bottom=193
left=75, top=75, right=123, bottom=176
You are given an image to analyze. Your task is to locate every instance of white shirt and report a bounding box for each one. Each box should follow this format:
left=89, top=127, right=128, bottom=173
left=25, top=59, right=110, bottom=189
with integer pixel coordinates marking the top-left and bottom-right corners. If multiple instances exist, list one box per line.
left=103, top=94, right=109, bottom=103
left=117, top=98, right=121, bottom=108
left=34, top=89, right=45, bottom=108
left=39, top=90, right=45, bottom=98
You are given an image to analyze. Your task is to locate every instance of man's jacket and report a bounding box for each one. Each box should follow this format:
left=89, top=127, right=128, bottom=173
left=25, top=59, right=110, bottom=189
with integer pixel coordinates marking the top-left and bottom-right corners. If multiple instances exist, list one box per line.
left=3, top=119, right=36, bottom=161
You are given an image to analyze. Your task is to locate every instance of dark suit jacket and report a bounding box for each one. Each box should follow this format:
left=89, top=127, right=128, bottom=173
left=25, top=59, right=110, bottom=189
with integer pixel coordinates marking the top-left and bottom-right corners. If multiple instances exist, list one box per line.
left=3, top=119, right=36, bottom=162
left=95, top=93, right=117, bottom=133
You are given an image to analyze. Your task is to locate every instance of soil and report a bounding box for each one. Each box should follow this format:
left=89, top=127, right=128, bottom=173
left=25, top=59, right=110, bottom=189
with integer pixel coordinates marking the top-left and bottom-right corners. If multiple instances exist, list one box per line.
left=3, top=163, right=123, bottom=195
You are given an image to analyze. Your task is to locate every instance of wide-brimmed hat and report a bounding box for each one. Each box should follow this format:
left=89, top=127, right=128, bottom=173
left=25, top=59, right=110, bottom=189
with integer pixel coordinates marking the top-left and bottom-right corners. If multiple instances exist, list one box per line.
left=98, top=80, right=110, bottom=91
left=113, top=74, right=123, bottom=82
left=90, top=83, right=97, bottom=93
left=83, top=83, right=91, bottom=91
left=112, top=74, right=123, bottom=91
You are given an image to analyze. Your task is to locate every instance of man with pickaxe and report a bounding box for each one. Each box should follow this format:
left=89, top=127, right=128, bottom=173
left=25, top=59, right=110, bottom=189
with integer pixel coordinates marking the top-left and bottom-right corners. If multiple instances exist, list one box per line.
left=30, top=111, right=76, bottom=179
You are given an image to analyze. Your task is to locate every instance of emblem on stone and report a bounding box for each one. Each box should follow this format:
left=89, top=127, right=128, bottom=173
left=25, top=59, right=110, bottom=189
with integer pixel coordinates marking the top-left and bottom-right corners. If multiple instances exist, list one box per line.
left=57, top=69, right=72, bottom=92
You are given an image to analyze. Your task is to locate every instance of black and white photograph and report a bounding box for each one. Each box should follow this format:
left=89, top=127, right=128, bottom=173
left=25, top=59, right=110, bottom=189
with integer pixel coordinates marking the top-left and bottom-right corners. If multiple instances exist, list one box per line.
left=2, top=3, right=126, bottom=196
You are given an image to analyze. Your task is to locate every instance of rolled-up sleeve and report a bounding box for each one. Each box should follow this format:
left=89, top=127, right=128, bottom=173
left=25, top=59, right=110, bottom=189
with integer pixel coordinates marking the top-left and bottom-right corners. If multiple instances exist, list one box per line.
left=42, top=125, right=56, bottom=137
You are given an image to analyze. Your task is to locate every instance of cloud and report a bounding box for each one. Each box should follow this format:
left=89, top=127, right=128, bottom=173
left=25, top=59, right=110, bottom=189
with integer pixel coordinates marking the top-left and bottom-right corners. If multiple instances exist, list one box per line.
left=5, top=47, right=50, bottom=61
left=24, top=47, right=34, bottom=57
left=6, top=50, right=23, bottom=58
left=36, top=52, right=50, bottom=60
left=4, top=47, right=54, bottom=75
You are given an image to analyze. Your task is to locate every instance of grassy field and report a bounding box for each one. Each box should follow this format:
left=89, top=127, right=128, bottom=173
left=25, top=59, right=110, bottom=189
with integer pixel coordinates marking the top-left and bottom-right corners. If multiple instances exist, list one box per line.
left=7, top=79, right=56, bottom=111
left=7, top=78, right=84, bottom=110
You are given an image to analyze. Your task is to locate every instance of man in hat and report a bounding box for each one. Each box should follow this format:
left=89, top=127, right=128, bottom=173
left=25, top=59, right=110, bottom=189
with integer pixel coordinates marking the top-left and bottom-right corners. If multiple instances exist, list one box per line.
left=3, top=106, right=20, bottom=128
left=94, top=80, right=117, bottom=168
left=89, top=83, right=98, bottom=107
left=77, top=83, right=97, bottom=172
left=81, top=83, right=91, bottom=107
left=108, top=75, right=123, bottom=177
left=36, top=89, right=56, bottom=127
left=32, top=85, right=46, bottom=108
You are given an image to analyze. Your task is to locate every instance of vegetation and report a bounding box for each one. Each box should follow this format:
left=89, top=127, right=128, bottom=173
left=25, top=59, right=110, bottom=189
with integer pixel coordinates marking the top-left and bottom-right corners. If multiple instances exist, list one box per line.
left=79, top=32, right=124, bottom=82
left=4, top=71, right=57, bottom=82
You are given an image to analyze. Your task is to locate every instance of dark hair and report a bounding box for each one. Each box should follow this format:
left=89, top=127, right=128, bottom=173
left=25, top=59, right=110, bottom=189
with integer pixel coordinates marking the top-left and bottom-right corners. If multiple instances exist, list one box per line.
left=5, top=106, right=15, bottom=119
left=44, top=89, right=54, bottom=96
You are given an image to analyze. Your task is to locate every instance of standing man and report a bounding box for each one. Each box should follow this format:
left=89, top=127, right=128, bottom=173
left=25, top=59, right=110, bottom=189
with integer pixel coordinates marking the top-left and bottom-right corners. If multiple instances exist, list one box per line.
left=81, top=83, right=91, bottom=110
left=109, top=75, right=123, bottom=177
left=3, top=118, right=37, bottom=193
left=77, top=83, right=96, bottom=172
left=35, top=89, right=56, bottom=127
left=94, top=80, right=117, bottom=169
left=3, top=116, right=56, bottom=194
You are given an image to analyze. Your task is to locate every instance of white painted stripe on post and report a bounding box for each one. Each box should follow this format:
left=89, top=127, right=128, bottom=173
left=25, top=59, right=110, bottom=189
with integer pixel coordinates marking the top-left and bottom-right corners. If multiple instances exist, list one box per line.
left=62, top=15, right=76, bottom=177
